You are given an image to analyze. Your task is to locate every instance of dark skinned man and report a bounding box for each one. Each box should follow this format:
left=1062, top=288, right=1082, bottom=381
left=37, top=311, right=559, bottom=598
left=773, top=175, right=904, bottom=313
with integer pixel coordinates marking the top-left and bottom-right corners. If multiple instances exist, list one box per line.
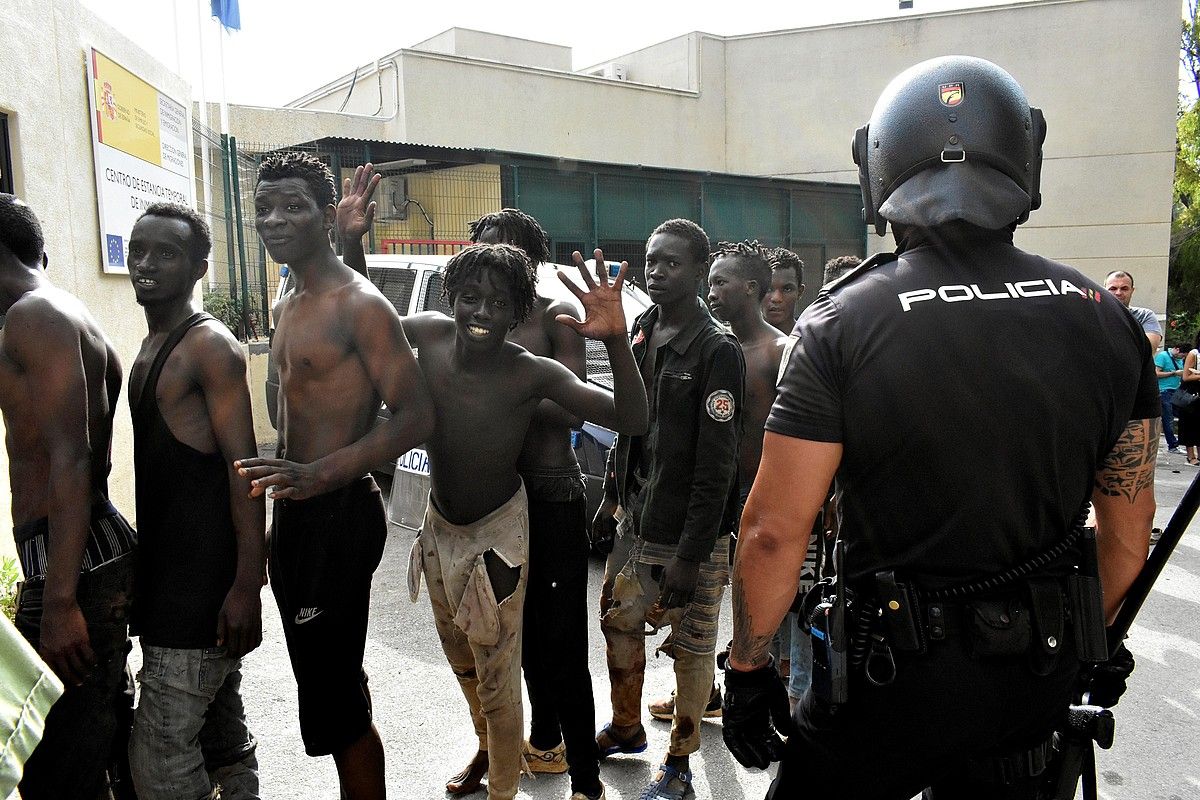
left=124, top=203, right=264, bottom=800
left=335, top=167, right=605, bottom=799
left=0, top=194, right=136, bottom=800
left=761, top=248, right=803, bottom=334
left=398, top=243, right=646, bottom=800
left=592, top=218, right=744, bottom=800
left=234, top=152, right=434, bottom=800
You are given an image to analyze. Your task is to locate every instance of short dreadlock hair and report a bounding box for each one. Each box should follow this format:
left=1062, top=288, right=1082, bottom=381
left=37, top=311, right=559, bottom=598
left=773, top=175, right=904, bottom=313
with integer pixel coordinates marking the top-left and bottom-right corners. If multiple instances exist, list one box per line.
left=767, top=247, right=803, bottom=279
left=139, top=203, right=212, bottom=264
left=468, top=209, right=551, bottom=267
left=711, top=239, right=773, bottom=300
left=256, top=151, right=337, bottom=209
left=823, top=254, right=861, bottom=285
left=442, top=243, right=538, bottom=326
left=0, top=194, right=44, bottom=266
left=650, top=218, right=710, bottom=265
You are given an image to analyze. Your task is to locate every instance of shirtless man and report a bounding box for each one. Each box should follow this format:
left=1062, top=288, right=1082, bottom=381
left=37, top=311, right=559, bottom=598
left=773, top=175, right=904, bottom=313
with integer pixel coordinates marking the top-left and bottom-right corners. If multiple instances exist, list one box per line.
left=124, top=203, right=263, bottom=799
left=0, top=194, right=137, bottom=800
left=472, top=211, right=605, bottom=800
left=234, top=152, right=434, bottom=800
left=762, top=248, right=804, bottom=334
left=335, top=171, right=604, bottom=798
left=707, top=241, right=818, bottom=703
left=401, top=243, right=647, bottom=800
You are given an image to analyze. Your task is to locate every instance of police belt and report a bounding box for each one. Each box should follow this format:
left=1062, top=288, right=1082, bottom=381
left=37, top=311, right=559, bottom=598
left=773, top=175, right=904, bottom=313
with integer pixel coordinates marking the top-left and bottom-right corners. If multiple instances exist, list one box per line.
left=818, top=526, right=1108, bottom=687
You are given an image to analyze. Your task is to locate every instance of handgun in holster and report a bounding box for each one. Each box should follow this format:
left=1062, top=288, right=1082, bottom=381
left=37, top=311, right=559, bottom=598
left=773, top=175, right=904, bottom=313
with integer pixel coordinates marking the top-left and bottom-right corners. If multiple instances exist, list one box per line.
left=810, top=538, right=849, bottom=706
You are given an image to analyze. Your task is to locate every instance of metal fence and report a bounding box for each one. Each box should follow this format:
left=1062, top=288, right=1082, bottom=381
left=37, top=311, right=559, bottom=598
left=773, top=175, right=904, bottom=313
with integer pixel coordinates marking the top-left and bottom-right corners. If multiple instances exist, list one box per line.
left=198, top=131, right=866, bottom=338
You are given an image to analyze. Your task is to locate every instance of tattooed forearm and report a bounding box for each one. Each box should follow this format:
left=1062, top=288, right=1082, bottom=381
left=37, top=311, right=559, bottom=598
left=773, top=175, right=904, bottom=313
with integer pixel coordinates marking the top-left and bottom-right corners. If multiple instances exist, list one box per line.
left=1094, top=418, right=1159, bottom=502
left=731, top=577, right=775, bottom=670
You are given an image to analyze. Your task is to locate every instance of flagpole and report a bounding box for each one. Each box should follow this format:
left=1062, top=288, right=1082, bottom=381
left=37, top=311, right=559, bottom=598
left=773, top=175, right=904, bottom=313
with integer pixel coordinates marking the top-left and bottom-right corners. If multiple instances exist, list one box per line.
left=196, top=0, right=217, bottom=288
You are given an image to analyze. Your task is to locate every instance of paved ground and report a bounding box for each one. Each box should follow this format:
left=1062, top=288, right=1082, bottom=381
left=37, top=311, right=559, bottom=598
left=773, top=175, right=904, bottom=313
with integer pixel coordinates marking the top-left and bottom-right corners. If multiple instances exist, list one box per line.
left=129, top=446, right=1200, bottom=799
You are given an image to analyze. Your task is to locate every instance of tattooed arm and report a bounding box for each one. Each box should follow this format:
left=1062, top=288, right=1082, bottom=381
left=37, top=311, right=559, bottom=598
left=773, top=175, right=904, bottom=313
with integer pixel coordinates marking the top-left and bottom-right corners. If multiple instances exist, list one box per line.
left=1092, top=417, right=1159, bottom=621
left=729, top=433, right=841, bottom=671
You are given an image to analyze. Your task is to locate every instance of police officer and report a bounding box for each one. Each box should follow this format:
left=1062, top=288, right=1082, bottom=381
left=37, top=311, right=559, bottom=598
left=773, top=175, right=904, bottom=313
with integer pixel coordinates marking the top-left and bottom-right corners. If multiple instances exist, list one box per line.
left=721, top=56, right=1160, bottom=798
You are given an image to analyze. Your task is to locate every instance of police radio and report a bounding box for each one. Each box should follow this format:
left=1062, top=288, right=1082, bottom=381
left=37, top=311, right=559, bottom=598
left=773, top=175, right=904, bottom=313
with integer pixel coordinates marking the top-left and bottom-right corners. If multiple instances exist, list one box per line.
left=810, top=538, right=849, bottom=706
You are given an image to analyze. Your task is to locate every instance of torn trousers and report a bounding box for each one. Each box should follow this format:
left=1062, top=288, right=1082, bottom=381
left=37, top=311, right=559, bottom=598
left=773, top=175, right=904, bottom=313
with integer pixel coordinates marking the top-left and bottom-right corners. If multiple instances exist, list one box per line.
left=600, top=516, right=729, bottom=757
left=409, top=483, right=528, bottom=800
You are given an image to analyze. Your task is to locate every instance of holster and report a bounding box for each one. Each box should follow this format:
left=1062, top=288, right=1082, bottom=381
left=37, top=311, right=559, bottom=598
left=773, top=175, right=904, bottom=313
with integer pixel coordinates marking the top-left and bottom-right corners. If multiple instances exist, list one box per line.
left=1068, top=527, right=1109, bottom=662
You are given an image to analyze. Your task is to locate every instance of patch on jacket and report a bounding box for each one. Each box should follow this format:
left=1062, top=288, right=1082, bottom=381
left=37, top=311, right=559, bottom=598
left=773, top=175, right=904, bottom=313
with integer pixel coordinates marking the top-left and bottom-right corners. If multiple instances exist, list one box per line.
left=706, top=389, right=735, bottom=422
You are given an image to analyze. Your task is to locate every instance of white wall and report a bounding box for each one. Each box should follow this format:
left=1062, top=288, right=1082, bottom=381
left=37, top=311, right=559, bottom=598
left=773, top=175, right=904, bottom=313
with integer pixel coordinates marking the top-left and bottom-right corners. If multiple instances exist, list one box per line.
left=722, top=0, right=1178, bottom=308
left=0, top=0, right=194, bottom=555
left=269, top=1, right=1177, bottom=315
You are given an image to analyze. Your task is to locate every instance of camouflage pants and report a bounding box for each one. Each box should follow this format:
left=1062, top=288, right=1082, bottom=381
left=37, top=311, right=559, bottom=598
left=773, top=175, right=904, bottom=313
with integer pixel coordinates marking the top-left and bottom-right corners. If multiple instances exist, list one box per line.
left=600, top=517, right=729, bottom=756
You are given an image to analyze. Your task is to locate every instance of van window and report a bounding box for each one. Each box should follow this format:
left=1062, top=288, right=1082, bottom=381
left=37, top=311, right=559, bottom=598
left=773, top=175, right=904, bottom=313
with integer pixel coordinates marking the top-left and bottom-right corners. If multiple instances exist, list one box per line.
left=421, top=273, right=452, bottom=316
left=367, top=266, right=417, bottom=316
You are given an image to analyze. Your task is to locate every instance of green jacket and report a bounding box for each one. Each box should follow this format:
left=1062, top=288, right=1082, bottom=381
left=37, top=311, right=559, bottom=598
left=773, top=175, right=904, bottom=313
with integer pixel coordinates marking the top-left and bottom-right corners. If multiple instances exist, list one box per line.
left=0, top=615, right=62, bottom=797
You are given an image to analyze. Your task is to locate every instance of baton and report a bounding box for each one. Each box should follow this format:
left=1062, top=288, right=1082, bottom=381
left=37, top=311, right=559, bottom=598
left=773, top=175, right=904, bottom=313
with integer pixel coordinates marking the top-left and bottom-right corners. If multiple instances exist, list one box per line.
left=1053, top=468, right=1200, bottom=800
left=1108, top=468, right=1200, bottom=649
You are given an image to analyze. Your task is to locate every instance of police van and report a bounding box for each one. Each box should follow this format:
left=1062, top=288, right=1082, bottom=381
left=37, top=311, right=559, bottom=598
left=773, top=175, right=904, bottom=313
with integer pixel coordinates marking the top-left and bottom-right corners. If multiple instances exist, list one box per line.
left=265, top=253, right=652, bottom=531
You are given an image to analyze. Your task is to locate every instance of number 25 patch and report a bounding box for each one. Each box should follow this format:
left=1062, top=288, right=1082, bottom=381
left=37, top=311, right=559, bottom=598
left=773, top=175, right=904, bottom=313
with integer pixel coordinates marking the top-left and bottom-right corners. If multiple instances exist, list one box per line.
left=706, top=389, right=735, bottom=422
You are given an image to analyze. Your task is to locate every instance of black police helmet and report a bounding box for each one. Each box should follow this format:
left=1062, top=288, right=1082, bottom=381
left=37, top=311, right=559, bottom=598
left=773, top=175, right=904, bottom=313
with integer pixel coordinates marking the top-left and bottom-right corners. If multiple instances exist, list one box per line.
left=852, top=56, right=1047, bottom=235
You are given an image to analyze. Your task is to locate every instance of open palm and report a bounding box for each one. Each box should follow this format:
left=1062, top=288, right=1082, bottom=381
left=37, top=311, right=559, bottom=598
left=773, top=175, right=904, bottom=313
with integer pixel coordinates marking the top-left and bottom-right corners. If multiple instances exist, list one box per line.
left=336, top=163, right=381, bottom=239
left=556, top=249, right=629, bottom=341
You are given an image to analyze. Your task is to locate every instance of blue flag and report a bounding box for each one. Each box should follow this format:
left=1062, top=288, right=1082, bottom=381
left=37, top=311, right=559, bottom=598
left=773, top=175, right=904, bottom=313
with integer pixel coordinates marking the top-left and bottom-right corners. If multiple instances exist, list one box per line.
left=211, top=0, right=240, bottom=31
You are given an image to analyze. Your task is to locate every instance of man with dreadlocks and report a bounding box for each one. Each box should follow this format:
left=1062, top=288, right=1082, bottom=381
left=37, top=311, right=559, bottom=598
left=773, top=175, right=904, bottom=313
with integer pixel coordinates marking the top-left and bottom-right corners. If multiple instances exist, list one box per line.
left=335, top=174, right=609, bottom=798
left=469, top=210, right=606, bottom=800
left=398, top=243, right=646, bottom=800
left=234, top=152, right=434, bottom=800
left=762, top=248, right=804, bottom=334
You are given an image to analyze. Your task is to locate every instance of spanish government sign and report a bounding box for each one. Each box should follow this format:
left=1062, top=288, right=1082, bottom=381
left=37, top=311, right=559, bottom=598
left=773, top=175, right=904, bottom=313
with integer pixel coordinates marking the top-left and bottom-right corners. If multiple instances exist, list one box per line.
left=86, top=48, right=193, bottom=274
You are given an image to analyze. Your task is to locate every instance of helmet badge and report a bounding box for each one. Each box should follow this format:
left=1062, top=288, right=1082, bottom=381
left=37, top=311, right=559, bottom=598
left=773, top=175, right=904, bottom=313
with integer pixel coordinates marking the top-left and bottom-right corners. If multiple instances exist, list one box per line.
left=939, top=82, right=964, bottom=107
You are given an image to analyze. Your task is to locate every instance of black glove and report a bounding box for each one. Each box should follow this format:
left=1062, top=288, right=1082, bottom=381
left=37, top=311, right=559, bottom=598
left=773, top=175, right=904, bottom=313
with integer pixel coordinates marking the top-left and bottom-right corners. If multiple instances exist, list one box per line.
left=722, top=657, right=795, bottom=770
left=1085, top=640, right=1135, bottom=708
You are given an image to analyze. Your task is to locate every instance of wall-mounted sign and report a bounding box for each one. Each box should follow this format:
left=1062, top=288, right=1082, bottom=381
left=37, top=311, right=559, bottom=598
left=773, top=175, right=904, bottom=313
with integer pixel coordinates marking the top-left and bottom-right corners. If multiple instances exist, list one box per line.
left=86, top=48, right=193, bottom=274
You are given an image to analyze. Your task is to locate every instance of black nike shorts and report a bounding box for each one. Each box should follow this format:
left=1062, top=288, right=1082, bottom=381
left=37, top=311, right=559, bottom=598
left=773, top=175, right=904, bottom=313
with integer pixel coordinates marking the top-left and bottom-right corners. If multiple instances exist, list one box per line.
left=270, top=476, right=387, bottom=756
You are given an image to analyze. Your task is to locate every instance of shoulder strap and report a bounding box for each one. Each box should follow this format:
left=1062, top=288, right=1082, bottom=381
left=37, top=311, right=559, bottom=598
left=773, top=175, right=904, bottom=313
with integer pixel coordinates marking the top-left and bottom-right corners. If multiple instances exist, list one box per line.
left=137, top=312, right=214, bottom=411
left=818, top=252, right=899, bottom=298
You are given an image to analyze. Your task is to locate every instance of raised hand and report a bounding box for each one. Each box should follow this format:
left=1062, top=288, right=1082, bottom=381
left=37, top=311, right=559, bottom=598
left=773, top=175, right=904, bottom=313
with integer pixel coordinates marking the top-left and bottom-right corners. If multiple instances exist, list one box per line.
left=337, top=163, right=381, bottom=240
left=556, top=249, right=628, bottom=341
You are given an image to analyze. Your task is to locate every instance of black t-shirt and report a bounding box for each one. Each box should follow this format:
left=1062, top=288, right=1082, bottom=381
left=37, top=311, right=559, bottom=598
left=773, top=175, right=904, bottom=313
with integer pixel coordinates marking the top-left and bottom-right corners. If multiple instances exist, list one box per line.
left=767, top=230, right=1159, bottom=586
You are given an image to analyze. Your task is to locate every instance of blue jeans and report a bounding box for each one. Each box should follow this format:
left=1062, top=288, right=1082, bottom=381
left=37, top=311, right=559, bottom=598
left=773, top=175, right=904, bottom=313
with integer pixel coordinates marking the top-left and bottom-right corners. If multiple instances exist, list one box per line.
left=129, top=645, right=258, bottom=800
left=1161, top=389, right=1180, bottom=449
left=788, top=613, right=813, bottom=700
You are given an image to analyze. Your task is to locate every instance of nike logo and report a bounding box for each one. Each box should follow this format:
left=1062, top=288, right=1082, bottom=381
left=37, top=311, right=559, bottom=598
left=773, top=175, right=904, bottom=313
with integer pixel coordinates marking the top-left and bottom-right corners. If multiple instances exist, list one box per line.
left=295, top=608, right=323, bottom=625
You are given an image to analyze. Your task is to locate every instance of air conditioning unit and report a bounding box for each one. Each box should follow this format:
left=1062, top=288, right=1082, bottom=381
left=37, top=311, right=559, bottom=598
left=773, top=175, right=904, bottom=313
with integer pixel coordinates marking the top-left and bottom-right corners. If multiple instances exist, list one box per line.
left=587, top=63, right=628, bottom=81
left=378, top=175, right=409, bottom=221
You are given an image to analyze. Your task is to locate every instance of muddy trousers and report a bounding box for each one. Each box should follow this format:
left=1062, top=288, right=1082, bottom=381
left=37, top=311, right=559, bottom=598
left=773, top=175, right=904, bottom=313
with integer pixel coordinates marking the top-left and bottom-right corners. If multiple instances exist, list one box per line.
left=600, top=530, right=729, bottom=757
left=411, top=485, right=529, bottom=800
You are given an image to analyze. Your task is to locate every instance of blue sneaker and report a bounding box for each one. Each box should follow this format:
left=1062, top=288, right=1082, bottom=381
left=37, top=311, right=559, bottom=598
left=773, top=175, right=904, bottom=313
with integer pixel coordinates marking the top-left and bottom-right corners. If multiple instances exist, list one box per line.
left=638, top=764, right=695, bottom=800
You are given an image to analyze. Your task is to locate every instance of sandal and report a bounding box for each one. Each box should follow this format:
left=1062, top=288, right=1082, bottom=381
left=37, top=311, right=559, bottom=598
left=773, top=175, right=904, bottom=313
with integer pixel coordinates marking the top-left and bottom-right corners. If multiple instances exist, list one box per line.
left=638, top=764, right=695, bottom=800
left=446, top=750, right=488, bottom=795
left=595, top=722, right=648, bottom=759
left=1189, top=458, right=1200, bottom=466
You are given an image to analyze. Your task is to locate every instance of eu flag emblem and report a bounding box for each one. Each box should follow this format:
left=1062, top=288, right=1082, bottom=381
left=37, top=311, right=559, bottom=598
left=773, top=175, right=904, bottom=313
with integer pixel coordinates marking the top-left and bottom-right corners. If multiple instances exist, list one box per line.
left=106, top=234, right=124, bottom=267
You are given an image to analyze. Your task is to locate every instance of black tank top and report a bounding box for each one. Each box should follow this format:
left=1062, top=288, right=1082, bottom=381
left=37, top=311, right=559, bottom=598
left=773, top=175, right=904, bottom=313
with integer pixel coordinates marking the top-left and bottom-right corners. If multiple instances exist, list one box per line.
left=131, top=312, right=238, bottom=648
